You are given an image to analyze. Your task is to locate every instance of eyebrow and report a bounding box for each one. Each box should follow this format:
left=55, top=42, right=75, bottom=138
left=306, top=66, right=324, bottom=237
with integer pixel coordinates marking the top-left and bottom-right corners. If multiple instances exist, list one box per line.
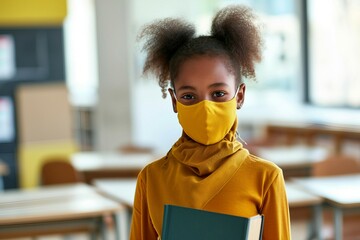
left=177, top=85, right=196, bottom=91
left=208, top=82, right=230, bottom=89
left=177, top=82, right=230, bottom=92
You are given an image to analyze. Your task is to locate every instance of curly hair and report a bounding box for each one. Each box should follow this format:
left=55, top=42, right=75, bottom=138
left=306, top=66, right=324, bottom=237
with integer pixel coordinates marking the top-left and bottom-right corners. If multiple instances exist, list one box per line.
left=138, top=5, right=263, bottom=98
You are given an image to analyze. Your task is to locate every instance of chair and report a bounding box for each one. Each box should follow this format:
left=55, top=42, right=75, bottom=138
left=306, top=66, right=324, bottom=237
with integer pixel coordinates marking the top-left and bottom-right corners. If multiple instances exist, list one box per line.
left=33, top=159, right=98, bottom=239
left=312, top=155, right=360, bottom=176
left=41, top=158, right=83, bottom=185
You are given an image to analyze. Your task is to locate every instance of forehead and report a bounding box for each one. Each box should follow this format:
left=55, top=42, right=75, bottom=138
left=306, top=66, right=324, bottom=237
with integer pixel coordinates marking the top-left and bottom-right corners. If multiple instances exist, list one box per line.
left=174, top=55, right=236, bottom=89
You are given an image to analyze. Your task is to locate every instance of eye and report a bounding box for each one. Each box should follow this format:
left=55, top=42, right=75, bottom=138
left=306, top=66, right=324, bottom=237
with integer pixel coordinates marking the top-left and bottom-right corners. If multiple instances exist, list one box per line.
left=181, top=94, right=195, bottom=100
left=212, top=91, right=226, bottom=98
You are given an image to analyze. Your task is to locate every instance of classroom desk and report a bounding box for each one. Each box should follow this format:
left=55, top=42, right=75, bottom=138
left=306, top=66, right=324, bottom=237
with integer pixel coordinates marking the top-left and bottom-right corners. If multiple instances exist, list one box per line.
left=94, top=179, right=324, bottom=239
left=0, top=161, right=8, bottom=191
left=293, top=174, right=360, bottom=240
left=0, top=183, right=125, bottom=239
left=265, top=123, right=360, bottom=154
left=286, top=182, right=323, bottom=207
left=94, top=179, right=137, bottom=240
left=71, top=152, right=154, bottom=184
left=254, top=145, right=328, bottom=178
left=94, top=179, right=137, bottom=207
left=286, top=182, right=323, bottom=239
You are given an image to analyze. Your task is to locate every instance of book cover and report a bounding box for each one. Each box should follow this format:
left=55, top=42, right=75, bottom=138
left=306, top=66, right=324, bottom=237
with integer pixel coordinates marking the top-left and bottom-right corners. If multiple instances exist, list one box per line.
left=161, top=204, right=264, bottom=240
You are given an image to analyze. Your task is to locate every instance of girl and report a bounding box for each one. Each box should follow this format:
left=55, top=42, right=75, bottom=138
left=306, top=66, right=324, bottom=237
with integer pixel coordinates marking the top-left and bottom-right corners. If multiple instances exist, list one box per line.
left=130, top=5, right=291, bottom=239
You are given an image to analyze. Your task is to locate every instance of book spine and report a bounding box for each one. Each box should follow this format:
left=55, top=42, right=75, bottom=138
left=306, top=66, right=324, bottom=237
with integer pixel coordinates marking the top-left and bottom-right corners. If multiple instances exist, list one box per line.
left=161, top=205, right=171, bottom=240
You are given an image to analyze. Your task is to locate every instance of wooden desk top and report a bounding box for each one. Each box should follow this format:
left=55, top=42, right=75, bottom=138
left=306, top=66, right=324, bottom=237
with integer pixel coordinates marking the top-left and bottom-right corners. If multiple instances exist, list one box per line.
left=255, top=145, right=328, bottom=169
left=267, top=122, right=360, bottom=137
left=0, top=183, right=125, bottom=225
left=94, top=179, right=137, bottom=208
left=286, top=182, right=322, bottom=208
left=0, top=183, right=93, bottom=204
left=71, top=152, right=154, bottom=172
left=293, top=174, right=360, bottom=208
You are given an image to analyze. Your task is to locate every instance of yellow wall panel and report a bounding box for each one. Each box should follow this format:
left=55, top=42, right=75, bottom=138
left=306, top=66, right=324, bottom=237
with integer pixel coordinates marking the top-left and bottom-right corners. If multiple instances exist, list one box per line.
left=0, top=0, right=67, bottom=26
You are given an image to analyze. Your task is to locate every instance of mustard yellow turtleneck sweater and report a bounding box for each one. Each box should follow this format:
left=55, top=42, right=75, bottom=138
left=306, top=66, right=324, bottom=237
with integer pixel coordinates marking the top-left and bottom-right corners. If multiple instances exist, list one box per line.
left=130, top=121, right=291, bottom=239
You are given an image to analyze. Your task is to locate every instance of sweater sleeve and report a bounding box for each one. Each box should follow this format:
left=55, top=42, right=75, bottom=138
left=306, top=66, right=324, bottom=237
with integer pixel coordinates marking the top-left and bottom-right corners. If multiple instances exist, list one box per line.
left=129, top=174, right=158, bottom=240
left=261, top=169, right=291, bottom=239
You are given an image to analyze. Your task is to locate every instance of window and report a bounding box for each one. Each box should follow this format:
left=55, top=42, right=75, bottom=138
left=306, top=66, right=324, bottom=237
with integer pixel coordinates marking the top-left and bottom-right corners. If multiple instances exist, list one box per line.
left=244, top=0, right=300, bottom=87
left=241, top=0, right=301, bottom=106
left=307, top=0, right=360, bottom=107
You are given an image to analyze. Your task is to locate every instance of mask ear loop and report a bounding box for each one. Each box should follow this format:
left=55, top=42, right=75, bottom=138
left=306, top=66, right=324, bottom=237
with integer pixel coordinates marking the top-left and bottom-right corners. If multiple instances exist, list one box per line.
left=235, top=131, right=248, bottom=145
left=234, top=84, right=247, bottom=145
left=233, top=85, right=240, bottom=99
left=169, top=88, right=180, bottom=103
left=173, top=89, right=178, bottom=101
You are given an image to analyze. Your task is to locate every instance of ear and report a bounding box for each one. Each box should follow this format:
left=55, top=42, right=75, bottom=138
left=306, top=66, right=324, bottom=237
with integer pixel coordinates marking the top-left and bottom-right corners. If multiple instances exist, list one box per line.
left=236, top=83, right=246, bottom=109
left=168, top=88, right=178, bottom=113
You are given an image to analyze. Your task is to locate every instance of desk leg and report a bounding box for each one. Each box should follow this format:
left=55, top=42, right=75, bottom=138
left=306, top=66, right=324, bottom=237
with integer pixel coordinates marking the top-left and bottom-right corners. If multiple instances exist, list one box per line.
left=88, top=218, right=99, bottom=240
left=99, top=217, right=108, bottom=240
left=333, top=207, right=343, bottom=240
left=113, top=209, right=131, bottom=240
left=314, top=204, right=323, bottom=240
left=307, top=205, right=323, bottom=240
left=90, top=231, right=97, bottom=240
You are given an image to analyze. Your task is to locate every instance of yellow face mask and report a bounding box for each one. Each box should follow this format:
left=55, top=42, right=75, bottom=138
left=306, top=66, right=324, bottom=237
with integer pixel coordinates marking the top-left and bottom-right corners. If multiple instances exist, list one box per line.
left=176, top=96, right=237, bottom=145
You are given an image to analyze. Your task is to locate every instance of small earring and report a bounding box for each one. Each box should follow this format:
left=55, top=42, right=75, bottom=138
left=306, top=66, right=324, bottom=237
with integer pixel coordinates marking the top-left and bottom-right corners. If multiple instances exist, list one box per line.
left=237, top=104, right=242, bottom=109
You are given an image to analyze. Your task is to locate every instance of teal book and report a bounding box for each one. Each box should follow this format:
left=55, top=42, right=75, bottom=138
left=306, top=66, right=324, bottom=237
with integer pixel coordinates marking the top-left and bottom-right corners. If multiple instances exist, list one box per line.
left=161, top=204, right=264, bottom=240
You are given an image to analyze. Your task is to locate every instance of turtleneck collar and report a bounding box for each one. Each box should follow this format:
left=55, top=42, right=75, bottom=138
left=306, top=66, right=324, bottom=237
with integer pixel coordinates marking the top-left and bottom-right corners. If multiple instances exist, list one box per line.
left=171, top=118, right=244, bottom=176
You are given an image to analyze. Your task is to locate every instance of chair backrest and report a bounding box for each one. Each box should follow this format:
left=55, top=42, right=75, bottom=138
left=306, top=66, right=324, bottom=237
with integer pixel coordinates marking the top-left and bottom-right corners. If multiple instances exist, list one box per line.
left=41, top=158, right=83, bottom=185
left=312, top=155, right=360, bottom=177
